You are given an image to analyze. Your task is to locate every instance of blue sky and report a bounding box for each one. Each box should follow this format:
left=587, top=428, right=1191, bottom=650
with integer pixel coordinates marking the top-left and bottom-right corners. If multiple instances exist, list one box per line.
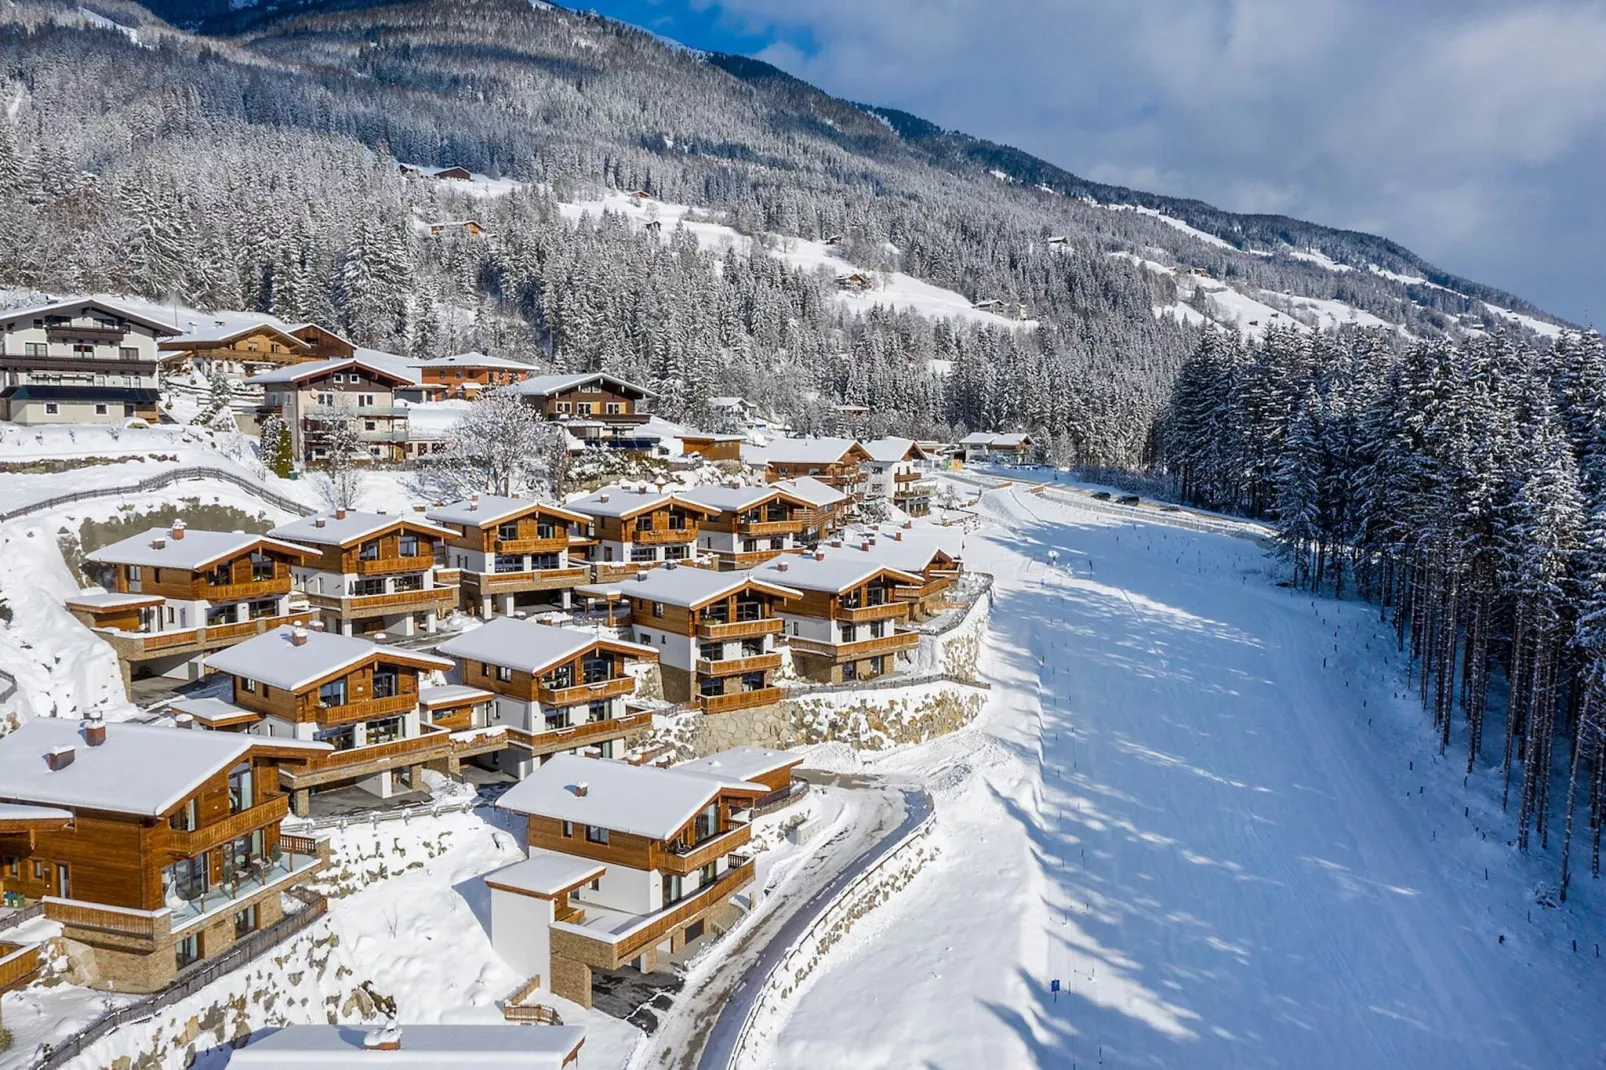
left=582, top=0, right=1605, bottom=327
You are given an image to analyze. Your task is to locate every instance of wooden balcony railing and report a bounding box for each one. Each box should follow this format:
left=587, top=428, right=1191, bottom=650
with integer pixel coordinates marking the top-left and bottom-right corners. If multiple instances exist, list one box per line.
left=0, top=941, right=41, bottom=992
left=696, top=687, right=782, bottom=714
left=895, top=578, right=951, bottom=601
left=100, top=610, right=315, bottom=655
left=695, top=652, right=781, bottom=677
left=161, top=796, right=290, bottom=859
left=278, top=832, right=322, bottom=858
left=735, top=519, right=802, bottom=537
left=354, top=556, right=435, bottom=577
left=613, top=858, right=754, bottom=962
left=536, top=676, right=636, bottom=707
left=788, top=630, right=919, bottom=661
left=835, top=602, right=909, bottom=624
left=43, top=899, right=163, bottom=940
left=494, top=535, right=569, bottom=555
left=305, top=585, right=456, bottom=617
left=660, top=822, right=751, bottom=875
left=310, top=691, right=416, bottom=726
left=696, top=617, right=782, bottom=641
left=283, top=732, right=451, bottom=788
left=200, top=576, right=289, bottom=602
left=505, top=711, right=651, bottom=756
left=632, top=527, right=695, bottom=545
left=477, top=566, right=590, bottom=594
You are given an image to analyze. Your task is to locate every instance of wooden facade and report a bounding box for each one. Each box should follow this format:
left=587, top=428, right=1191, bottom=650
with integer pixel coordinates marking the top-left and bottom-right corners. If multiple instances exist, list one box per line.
left=159, top=325, right=311, bottom=373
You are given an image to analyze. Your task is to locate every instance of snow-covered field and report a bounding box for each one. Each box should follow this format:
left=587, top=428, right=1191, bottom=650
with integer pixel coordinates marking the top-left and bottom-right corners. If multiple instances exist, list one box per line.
left=752, top=483, right=1606, bottom=1069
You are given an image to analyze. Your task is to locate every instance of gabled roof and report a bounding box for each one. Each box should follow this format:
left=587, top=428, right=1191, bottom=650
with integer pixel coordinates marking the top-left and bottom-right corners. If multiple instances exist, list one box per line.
left=770, top=476, right=848, bottom=509
left=204, top=626, right=452, bottom=692
left=159, top=321, right=310, bottom=351
left=85, top=527, right=313, bottom=571
left=0, top=719, right=326, bottom=817
left=859, top=437, right=928, bottom=463
left=960, top=432, right=1032, bottom=448
left=760, top=437, right=870, bottom=466
left=576, top=563, right=800, bottom=610
left=436, top=619, right=655, bottom=676
left=425, top=495, right=587, bottom=529
left=818, top=537, right=957, bottom=574
left=269, top=511, right=456, bottom=548
left=414, top=351, right=537, bottom=372
left=674, top=746, right=804, bottom=784
left=754, top=554, right=923, bottom=594
left=513, top=371, right=658, bottom=401
left=284, top=322, right=355, bottom=347
left=0, top=297, right=180, bottom=336
left=677, top=484, right=812, bottom=514
left=228, top=1024, right=586, bottom=1069
left=245, top=356, right=417, bottom=388
left=486, top=854, right=606, bottom=899
left=495, top=753, right=766, bottom=840
left=566, top=488, right=721, bottom=521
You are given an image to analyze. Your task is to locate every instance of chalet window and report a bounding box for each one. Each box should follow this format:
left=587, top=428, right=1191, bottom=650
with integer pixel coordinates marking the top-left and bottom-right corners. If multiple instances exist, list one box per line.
left=392, top=574, right=423, bottom=593
left=332, top=374, right=344, bottom=383
left=44, top=403, right=58, bottom=415
left=250, top=552, right=275, bottom=581
left=372, top=668, right=399, bottom=698
left=531, top=553, right=560, bottom=570
left=496, top=666, right=512, bottom=683
left=630, top=546, right=656, bottom=563
left=24, top=342, right=45, bottom=357
left=497, top=521, right=518, bottom=540
left=316, top=393, right=334, bottom=407
left=169, top=798, right=199, bottom=832
left=94, top=404, right=107, bottom=415
left=652, top=602, right=664, bottom=619
left=543, top=664, right=574, bottom=690
left=481, top=663, right=491, bottom=678
left=248, top=599, right=277, bottom=620
left=319, top=679, right=348, bottom=707
left=560, top=821, right=573, bottom=838
left=228, top=763, right=254, bottom=813
left=124, top=404, right=135, bottom=417
left=544, top=708, right=570, bottom=731
left=352, top=577, right=385, bottom=596
left=870, top=621, right=887, bottom=639
left=840, top=590, right=862, bottom=610
left=634, top=516, right=653, bottom=533
left=128, top=565, right=141, bottom=582
left=206, top=605, right=233, bottom=626
left=399, top=535, right=420, bottom=557
left=536, top=521, right=556, bottom=539
left=366, top=716, right=404, bottom=746
left=494, top=554, right=524, bottom=574
left=574, top=403, right=593, bottom=416
left=315, top=724, right=355, bottom=751
left=585, top=825, right=609, bottom=845
left=840, top=624, right=858, bottom=643
left=664, top=545, right=687, bottom=561
left=740, top=671, right=766, bottom=692
left=698, top=677, right=724, bottom=698
left=359, top=540, right=380, bottom=561
left=700, top=862, right=717, bottom=886
left=235, top=905, right=258, bottom=938
left=661, top=873, right=682, bottom=905
left=590, top=877, right=601, bottom=891
left=119, top=347, right=138, bottom=361
left=368, top=446, right=383, bottom=459
left=769, top=538, right=784, bottom=551
left=222, top=830, right=264, bottom=885
left=667, top=511, right=687, bottom=531
left=734, top=597, right=764, bottom=622
left=587, top=701, right=609, bottom=723
left=72, top=344, right=93, bottom=359
left=365, top=420, right=377, bottom=431
left=869, top=655, right=886, bottom=675
left=165, top=856, right=208, bottom=903
left=556, top=402, right=571, bottom=413
left=843, top=660, right=859, bottom=682
left=241, top=677, right=257, bottom=693
left=358, top=394, right=375, bottom=408
left=700, top=643, right=723, bottom=662
left=582, top=655, right=611, bottom=684
left=605, top=402, right=622, bottom=415
left=154, top=568, right=163, bottom=584
left=742, top=539, right=758, bottom=554
left=31, top=860, right=44, bottom=881
left=175, top=933, right=201, bottom=970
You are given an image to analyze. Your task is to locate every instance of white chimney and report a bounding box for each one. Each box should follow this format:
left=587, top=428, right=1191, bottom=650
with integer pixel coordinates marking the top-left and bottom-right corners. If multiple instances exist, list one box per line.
left=814, top=551, right=826, bottom=562
left=174, top=713, right=195, bottom=729
left=775, top=560, right=789, bottom=572
left=634, top=571, right=649, bottom=582
left=290, top=626, right=309, bottom=647
left=45, top=745, right=75, bottom=772
left=170, top=520, right=186, bottom=541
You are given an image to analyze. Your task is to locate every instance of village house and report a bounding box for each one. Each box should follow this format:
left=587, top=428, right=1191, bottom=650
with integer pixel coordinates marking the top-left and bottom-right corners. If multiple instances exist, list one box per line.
left=676, top=432, right=746, bottom=463
left=679, top=484, right=814, bottom=570
left=69, top=522, right=318, bottom=693
left=438, top=619, right=656, bottom=774
left=753, top=554, right=923, bottom=683
left=0, top=716, right=330, bottom=992
left=956, top=431, right=1034, bottom=465
left=426, top=494, right=593, bottom=618
left=268, top=510, right=458, bottom=637
left=158, top=321, right=311, bottom=378
left=488, top=753, right=764, bottom=1007
left=566, top=488, right=720, bottom=580
left=0, top=297, right=176, bottom=425
left=758, top=438, right=874, bottom=500
left=673, top=746, right=806, bottom=810
left=283, top=323, right=357, bottom=361
left=576, top=565, right=799, bottom=712
left=411, top=352, right=537, bottom=400
left=771, top=476, right=851, bottom=544
left=200, top=625, right=461, bottom=813
left=248, top=357, right=439, bottom=466
left=858, top=437, right=936, bottom=516
left=228, top=1022, right=586, bottom=1068
left=818, top=527, right=965, bottom=621
left=514, top=372, right=658, bottom=450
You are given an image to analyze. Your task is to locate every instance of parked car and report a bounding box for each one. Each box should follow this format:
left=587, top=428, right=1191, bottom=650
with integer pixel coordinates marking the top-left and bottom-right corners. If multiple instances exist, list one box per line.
left=1118, top=494, right=1141, bottom=505
left=1091, top=491, right=1112, bottom=501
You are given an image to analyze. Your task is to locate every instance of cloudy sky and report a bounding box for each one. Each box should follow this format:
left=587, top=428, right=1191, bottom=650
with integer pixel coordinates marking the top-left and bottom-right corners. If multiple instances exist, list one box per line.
left=588, top=0, right=1605, bottom=326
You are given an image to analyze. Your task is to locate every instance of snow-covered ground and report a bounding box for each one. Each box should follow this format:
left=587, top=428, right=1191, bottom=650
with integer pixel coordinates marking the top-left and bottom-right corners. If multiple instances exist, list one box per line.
left=1482, top=301, right=1566, bottom=339
left=752, top=483, right=1606, bottom=1069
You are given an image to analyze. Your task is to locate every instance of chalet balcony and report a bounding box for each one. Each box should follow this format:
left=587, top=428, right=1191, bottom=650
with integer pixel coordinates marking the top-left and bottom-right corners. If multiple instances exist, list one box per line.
left=159, top=795, right=290, bottom=859
left=474, top=565, right=591, bottom=595
left=94, top=610, right=316, bottom=659
left=591, top=562, right=647, bottom=583
left=894, top=480, right=937, bottom=500
left=493, top=535, right=570, bottom=555
left=632, top=527, right=696, bottom=546
left=697, top=687, right=782, bottom=714
left=894, top=577, right=951, bottom=601
left=311, top=691, right=416, bottom=726
left=696, top=617, right=783, bottom=641
left=304, top=585, right=456, bottom=619
left=0, top=353, right=157, bottom=375
left=354, top=556, right=435, bottom=577
left=787, top=630, right=920, bottom=662
left=44, top=325, right=126, bottom=343
left=660, top=822, right=752, bottom=875
left=505, top=710, right=652, bottom=757
left=166, top=840, right=323, bottom=929
left=734, top=519, right=803, bottom=537
left=281, top=730, right=453, bottom=790
left=553, top=856, right=755, bottom=969
left=536, top=676, right=637, bottom=707
left=835, top=601, right=908, bottom=624
left=695, top=652, right=782, bottom=676
left=200, top=575, right=290, bottom=601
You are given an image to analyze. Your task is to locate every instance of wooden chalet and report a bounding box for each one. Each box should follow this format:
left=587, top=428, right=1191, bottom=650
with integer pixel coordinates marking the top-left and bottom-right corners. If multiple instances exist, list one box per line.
left=412, top=351, right=536, bottom=399
left=247, top=357, right=435, bottom=467
left=576, top=565, right=800, bottom=712
left=677, top=432, right=745, bottom=463
left=269, top=510, right=458, bottom=637
left=0, top=298, right=174, bottom=426
left=566, top=489, right=720, bottom=580
left=491, top=753, right=765, bottom=1007
left=819, top=527, right=964, bottom=620
left=159, top=322, right=311, bottom=377
left=754, top=554, right=922, bottom=683
left=859, top=437, right=936, bottom=516
left=0, top=717, right=330, bottom=992
left=770, top=476, right=851, bottom=543
left=438, top=619, right=656, bottom=775
left=201, top=626, right=462, bottom=814
left=678, top=484, right=814, bottom=570
left=513, top=372, right=658, bottom=450
left=284, top=323, right=357, bottom=361
left=760, top=438, right=873, bottom=500
left=427, top=494, right=593, bottom=618
left=71, top=523, right=317, bottom=694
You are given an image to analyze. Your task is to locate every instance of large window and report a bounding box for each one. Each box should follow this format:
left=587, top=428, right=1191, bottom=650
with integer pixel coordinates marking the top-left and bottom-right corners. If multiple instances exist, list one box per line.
left=586, top=701, right=610, bottom=723
left=221, top=830, right=264, bottom=884
left=164, top=855, right=208, bottom=904
left=494, top=553, right=525, bottom=574
left=392, top=574, right=423, bottom=593
left=398, top=534, right=419, bottom=557
left=372, top=668, right=399, bottom=699
left=318, top=679, right=348, bottom=707
left=359, top=540, right=380, bottom=561
left=664, top=545, right=688, bottom=561
left=227, top=763, right=254, bottom=813
left=365, top=715, right=404, bottom=746
left=315, top=724, right=356, bottom=751
left=585, top=825, right=609, bottom=845
left=169, top=798, right=198, bottom=832
left=175, top=933, right=202, bottom=970
left=542, top=663, right=574, bottom=690
left=352, top=577, right=385, bottom=597
left=205, top=605, right=233, bottom=626
left=234, top=905, right=258, bottom=939
left=250, top=552, right=275, bottom=582
left=582, top=655, right=612, bottom=684
left=497, top=522, right=519, bottom=540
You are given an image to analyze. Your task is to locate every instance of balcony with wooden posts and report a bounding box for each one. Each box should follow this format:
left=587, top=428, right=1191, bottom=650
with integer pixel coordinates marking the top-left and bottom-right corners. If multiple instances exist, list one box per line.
left=504, top=710, right=652, bottom=757
left=894, top=479, right=937, bottom=500
left=632, top=526, right=695, bottom=546
left=696, top=616, right=783, bottom=641
left=44, top=325, right=125, bottom=343
left=696, top=687, right=782, bottom=714
left=734, top=518, right=803, bottom=537
left=894, top=576, right=952, bottom=602
left=95, top=610, right=316, bottom=660
left=304, top=584, right=456, bottom=619
left=591, top=562, right=647, bottom=583
left=281, top=730, right=452, bottom=790
left=160, top=795, right=290, bottom=859
left=536, top=676, right=636, bottom=707
left=474, top=565, right=590, bottom=595
left=494, top=535, right=570, bottom=555
left=354, top=555, right=436, bottom=577
left=660, top=822, right=752, bottom=875
left=787, top=630, right=920, bottom=662
left=1, top=352, right=157, bottom=375
left=695, top=652, right=781, bottom=677
left=553, top=857, right=755, bottom=969
left=835, top=601, right=908, bottom=624
left=311, top=691, right=416, bottom=727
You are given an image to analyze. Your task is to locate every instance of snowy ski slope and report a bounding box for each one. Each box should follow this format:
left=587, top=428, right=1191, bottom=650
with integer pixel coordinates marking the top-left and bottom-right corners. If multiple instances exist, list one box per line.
left=757, top=485, right=1606, bottom=1069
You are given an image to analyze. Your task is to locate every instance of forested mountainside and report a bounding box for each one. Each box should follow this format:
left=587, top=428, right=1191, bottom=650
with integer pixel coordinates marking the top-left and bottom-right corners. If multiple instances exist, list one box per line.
left=0, top=0, right=1576, bottom=461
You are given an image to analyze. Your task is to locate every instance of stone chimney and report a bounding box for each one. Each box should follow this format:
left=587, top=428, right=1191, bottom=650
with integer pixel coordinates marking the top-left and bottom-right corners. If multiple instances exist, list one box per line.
left=599, top=493, right=610, bottom=503
left=894, top=531, right=903, bottom=541
left=860, top=540, right=871, bottom=551
left=151, top=536, right=167, bottom=550
left=290, top=626, right=309, bottom=647
left=82, top=713, right=106, bottom=747
left=45, top=745, right=75, bottom=772
left=174, top=713, right=195, bottom=730
left=170, top=520, right=186, bottom=541
left=314, top=516, right=327, bottom=528
left=334, top=507, right=347, bottom=520
left=572, top=782, right=590, bottom=798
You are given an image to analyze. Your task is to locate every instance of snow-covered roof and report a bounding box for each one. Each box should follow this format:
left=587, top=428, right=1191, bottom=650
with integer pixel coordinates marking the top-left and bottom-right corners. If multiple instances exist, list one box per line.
left=678, top=431, right=746, bottom=443
left=418, top=684, right=496, bottom=709
left=85, top=527, right=312, bottom=571
left=760, top=437, right=864, bottom=465
left=566, top=488, right=718, bottom=521
left=513, top=371, right=658, bottom=400
left=859, top=437, right=925, bottom=463
left=0, top=802, right=75, bottom=826
left=484, top=853, right=606, bottom=898
left=437, top=619, right=654, bottom=675
left=284, top=322, right=355, bottom=347
left=755, top=554, right=922, bottom=594
left=227, top=1024, right=587, bottom=1068
left=352, top=348, right=431, bottom=386
left=245, top=356, right=419, bottom=388
left=495, top=754, right=766, bottom=840
left=677, top=484, right=810, bottom=513
left=204, top=626, right=453, bottom=691
left=820, top=536, right=956, bottom=573
left=64, top=591, right=164, bottom=609
left=0, top=719, right=265, bottom=817
left=576, top=564, right=800, bottom=609
left=960, top=432, right=1032, bottom=448
left=770, top=477, right=848, bottom=508
left=425, top=495, right=586, bottom=528
left=414, top=351, right=537, bottom=372
left=268, top=511, right=455, bottom=547
left=162, top=320, right=309, bottom=350
left=0, top=296, right=180, bottom=336
left=674, top=746, right=803, bottom=784
left=166, top=697, right=264, bottom=727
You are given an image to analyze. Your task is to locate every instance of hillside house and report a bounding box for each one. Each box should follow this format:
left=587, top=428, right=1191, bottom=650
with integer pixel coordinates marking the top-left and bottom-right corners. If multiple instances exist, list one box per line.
left=0, top=717, right=330, bottom=992
left=438, top=619, right=656, bottom=774
left=0, top=297, right=176, bottom=425
left=490, top=753, right=764, bottom=1007
left=283, top=323, right=357, bottom=361
left=576, top=566, right=799, bottom=712
left=514, top=372, right=658, bottom=449
left=674, top=746, right=805, bottom=810
left=753, top=554, right=922, bottom=683
left=70, top=523, right=318, bottom=692
left=957, top=431, right=1034, bottom=465
left=228, top=1023, right=586, bottom=1068
left=771, top=476, right=850, bottom=544
left=202, top=626, right=460, bottom=812
left=248, top=358, right=435, bottom=466
left=159, top=322, right=311, bottom=378
left=427, top=495, right=593, bottom=618
left=859, top=437, right=935, bottom=515
left=566, top=489, right=719, bottom=580
left=818, top=529, right=964, bottom=621
left=677, top=432, right=746, bottom=463
left=679, top=484, right=814, bottom=570
left=835, top=271, right=874, bottom=293
left=412, top=352, right=536, bottom=399
left=269, top=510, right=458, bottom=637
left=759, top=438, right=873, bottom=500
